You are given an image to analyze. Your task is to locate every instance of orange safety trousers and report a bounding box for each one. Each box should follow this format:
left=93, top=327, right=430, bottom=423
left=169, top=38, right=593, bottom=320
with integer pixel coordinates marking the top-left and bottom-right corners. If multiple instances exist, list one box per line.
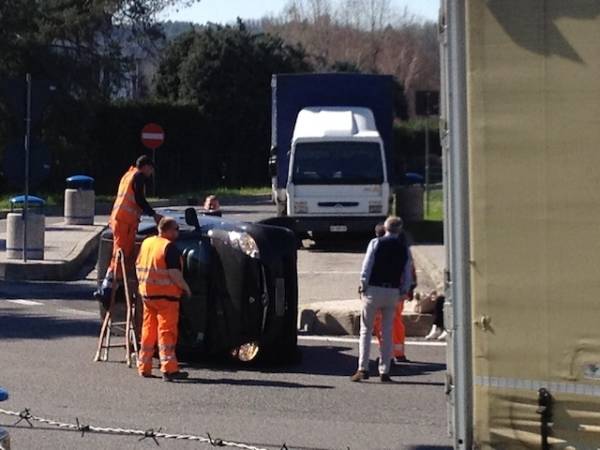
left=109, top=219, right=138, bottom=279
left=138, top=299, right=180, bottom=375
left=374, top=300, right=405, bottom=358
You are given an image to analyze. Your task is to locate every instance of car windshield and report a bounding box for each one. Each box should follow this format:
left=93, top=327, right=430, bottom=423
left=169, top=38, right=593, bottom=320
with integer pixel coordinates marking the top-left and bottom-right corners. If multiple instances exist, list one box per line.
left=291, top=141, right=384, bottom=185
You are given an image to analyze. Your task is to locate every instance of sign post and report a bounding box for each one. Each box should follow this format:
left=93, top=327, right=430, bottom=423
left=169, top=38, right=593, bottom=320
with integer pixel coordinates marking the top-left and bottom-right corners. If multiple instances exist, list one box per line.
left=141, top=123, right=165, bottom=197
left=23, top=73, right=32, bottom=262
left=415, top=90, right=440, bottom=218
left=0, top=76, right=54, bottom=262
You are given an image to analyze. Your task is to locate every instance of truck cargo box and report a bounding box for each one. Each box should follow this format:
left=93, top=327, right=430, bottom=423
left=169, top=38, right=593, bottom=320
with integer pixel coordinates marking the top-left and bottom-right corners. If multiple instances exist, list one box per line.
left=445, top=1, right=600, bottom=448
left=271, top=73, right=395, bottom=189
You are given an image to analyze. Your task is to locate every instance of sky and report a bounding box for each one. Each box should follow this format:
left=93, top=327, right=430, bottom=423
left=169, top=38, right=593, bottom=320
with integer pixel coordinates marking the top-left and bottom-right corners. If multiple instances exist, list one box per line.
left=161, top=0, right=440, bottom=24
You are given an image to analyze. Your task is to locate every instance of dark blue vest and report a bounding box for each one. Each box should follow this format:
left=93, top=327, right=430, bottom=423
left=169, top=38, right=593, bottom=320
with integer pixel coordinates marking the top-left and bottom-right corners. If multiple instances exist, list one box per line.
left=368, top=234, right=408, bottom=288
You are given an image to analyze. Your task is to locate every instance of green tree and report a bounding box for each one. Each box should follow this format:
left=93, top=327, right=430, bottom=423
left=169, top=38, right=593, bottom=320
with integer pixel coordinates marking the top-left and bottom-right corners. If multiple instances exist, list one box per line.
left=154, top=20, right=311, bottom=185
left=0, top=0, right=200, bottom=193
left=0, top=0, right=200, bottom=99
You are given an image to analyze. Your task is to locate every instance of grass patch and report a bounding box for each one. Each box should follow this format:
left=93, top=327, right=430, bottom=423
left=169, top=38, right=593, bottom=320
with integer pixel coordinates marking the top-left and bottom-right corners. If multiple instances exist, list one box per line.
left=0, top=193, right=62, bottom=210
left=0, top=186, right=271, bottom=210
left=424, top=188, right=444, bottom=221
left=193, top=186, right=271, bottom=198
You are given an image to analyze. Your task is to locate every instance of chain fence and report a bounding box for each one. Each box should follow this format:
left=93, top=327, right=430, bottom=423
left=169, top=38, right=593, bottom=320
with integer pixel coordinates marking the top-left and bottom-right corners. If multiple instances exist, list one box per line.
left=0, top=407, right=290, bottom=450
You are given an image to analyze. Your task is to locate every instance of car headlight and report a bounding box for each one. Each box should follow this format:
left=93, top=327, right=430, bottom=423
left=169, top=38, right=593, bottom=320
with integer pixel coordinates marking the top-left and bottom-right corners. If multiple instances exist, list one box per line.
left=294, top=201, right=308, bottom=214
left=369, top=201, right=383, bottom=213
left=228, top=231, right=260, bottom=259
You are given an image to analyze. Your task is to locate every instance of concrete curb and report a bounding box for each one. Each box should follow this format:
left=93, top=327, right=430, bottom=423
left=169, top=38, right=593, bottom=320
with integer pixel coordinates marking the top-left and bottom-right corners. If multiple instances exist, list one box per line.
left=299, top=300, right=434, bottom=337
left=0, top=226, right=105, bottom=281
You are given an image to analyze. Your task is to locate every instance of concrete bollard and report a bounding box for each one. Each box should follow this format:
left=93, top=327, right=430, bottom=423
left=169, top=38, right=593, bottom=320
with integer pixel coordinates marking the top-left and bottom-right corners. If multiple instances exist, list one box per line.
left=395, top=185, right=425, bottom=223
left=64, top=175, right=95, bottom=225
left=64, top=189, right=95, bottom=225
left=6, top=212, right=45, bottom=260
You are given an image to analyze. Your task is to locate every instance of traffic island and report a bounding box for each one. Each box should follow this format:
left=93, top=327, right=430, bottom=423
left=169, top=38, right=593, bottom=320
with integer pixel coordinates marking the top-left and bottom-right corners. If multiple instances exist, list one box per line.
left=299, top=299, right=434, bottom=337
left=0, top=222, right=104, bottom=281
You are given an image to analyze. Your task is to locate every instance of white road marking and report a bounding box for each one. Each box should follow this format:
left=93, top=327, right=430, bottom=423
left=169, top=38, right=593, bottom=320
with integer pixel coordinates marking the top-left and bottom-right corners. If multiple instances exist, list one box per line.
left=5, top=299, right=44, bottom=306
left=57, top=308, right=98, bottom=317
left=298, top=335, right=447, bottom=347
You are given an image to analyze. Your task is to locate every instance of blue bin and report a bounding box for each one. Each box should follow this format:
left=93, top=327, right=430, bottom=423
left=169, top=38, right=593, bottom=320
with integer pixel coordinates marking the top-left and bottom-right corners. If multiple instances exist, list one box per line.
left=9, top=195, right=46, bottom=213
left=405, top=172, right=425, bottom=185
left=0, top=388, right=7, bottom=402
left=66, top=175, right=94, bottom=190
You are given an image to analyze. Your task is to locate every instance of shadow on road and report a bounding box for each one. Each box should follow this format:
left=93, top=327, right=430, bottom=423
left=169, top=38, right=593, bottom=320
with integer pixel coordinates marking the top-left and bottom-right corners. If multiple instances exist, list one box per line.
left=0, top=281, right=95, bottom=301
left=0, top=309, right=98, bottom=340
left=288, top=345, right=446, bottom=378
left=181, top=345, right=446, bottom=380
left=207, top=345, right=446, bottom=379
left=180, top=377, right=333, bottom=389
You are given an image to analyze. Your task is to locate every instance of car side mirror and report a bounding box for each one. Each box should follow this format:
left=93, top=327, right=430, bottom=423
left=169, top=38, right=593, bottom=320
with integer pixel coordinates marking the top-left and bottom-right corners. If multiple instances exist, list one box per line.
left=184, top=207, right=200, bottom=231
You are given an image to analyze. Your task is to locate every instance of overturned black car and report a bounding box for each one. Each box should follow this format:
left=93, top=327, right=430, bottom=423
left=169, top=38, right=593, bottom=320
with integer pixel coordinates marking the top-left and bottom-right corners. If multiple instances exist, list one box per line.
left=96, top=208, right=299, bottom=364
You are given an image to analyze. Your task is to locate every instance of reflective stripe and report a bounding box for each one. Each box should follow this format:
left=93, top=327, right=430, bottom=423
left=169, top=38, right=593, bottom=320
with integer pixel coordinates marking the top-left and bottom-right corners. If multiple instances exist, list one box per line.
left=114, top=193, right=136, bottom=202
left=137, top=235, right=183, bottom=298
left=112, top=204, right=141, bottom=216
left=475, top=376, right=600, bottom=398
left=159, top=344, right=176, bottom=351
left=111, top=167, right=143, bottom=223
left=138, top=277, right=173, bottom=286
left=138, top=356, right=153, bottom=364
left=137, top=267, right=170, bottom=274
left=159, top=355, right=176, bottom=362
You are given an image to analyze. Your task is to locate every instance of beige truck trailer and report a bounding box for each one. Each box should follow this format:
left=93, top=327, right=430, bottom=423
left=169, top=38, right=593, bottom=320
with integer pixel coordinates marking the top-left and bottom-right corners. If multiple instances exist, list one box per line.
left=442, top=1, right=600, bottom=448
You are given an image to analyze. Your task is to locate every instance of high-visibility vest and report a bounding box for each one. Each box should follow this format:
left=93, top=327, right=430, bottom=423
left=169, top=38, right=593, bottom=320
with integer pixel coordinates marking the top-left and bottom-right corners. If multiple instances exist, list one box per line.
left=136, top=236, right=183, bottom=300
left=110, top=166, right=143, bottom=225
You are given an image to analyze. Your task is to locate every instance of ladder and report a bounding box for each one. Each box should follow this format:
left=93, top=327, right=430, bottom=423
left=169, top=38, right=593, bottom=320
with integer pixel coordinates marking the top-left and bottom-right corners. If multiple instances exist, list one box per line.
left=93, top=248, right=139, bottom=367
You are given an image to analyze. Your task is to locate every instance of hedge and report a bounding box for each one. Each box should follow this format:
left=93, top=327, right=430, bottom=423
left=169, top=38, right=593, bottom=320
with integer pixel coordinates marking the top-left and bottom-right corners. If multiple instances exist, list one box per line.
left=0, top=101, right=440, bottom=196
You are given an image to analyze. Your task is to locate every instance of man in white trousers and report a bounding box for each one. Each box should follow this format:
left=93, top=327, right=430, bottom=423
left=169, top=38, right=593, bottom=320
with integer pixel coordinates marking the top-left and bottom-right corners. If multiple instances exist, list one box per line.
left=351, top=216, right=413, bottom=383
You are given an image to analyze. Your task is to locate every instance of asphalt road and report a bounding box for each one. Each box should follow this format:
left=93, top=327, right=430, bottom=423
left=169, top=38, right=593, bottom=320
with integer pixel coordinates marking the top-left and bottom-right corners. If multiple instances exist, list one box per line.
left=2, top=201, right=439, bottom=304
left=0, top=278, right=451, bottom=450
left=194, top=202, right=438, bottom=303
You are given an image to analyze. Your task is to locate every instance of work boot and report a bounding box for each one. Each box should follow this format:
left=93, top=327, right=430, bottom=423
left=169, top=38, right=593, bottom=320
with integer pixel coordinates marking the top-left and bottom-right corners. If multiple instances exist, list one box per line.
left=425, top=325, right=442, bottom=341
left=380, top=373, right=393, bottom=383
left=162, top=371, right=189, bottom=382
left=350, top=370, right=369, bottom=382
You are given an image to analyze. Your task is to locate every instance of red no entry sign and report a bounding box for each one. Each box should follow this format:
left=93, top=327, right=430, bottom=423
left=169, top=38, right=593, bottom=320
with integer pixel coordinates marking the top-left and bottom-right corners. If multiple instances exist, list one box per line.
left=141, top=123, right=165, bottom=149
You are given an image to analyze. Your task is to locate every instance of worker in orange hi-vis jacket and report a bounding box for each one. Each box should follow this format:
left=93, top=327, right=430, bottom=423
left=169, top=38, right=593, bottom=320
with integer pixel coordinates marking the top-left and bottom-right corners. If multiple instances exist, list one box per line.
left=372, top=223, right=416, bottom=364
left=136, top=217, right=192, bottom=382
left=94, top=155, right=162, bottom=304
